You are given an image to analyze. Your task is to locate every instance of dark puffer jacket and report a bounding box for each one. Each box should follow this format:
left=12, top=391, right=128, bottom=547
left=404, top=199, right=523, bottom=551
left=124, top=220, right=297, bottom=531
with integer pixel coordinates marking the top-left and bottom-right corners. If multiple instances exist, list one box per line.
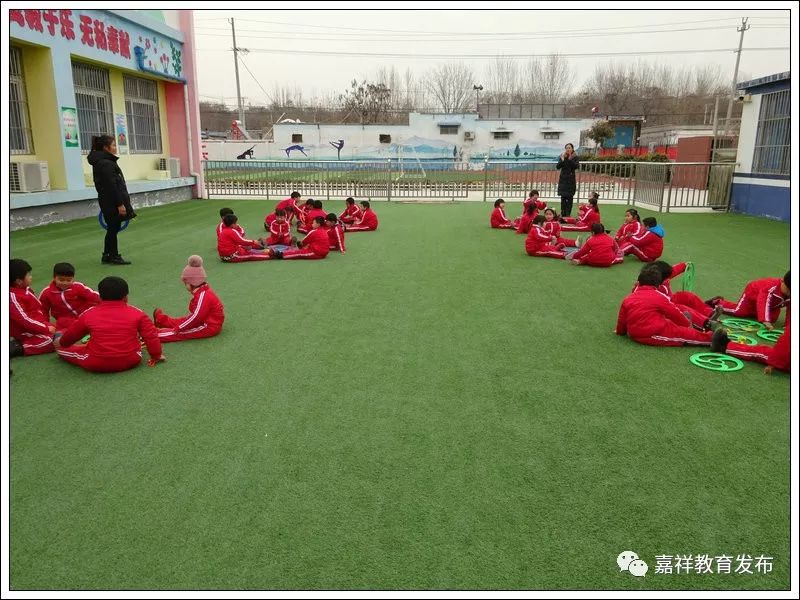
left=87, top=150, right=134, bottom=219
left=556, top=154, right=580, bottom=197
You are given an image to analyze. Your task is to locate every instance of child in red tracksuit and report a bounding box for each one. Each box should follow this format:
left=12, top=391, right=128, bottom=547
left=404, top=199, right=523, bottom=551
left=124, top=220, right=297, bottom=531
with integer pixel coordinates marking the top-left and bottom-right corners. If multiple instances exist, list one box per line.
left=620, top=217, right=664, bottom=261
left=339, top=197, right=363, bottom=225
left=525, top=215, right=566, bottom=259
left=520, top=189, right=546, bottom=220
left=490, top=199, right=515, bottom=229
left=10, top=259, right=55, bottom=358
left=615, top=268, right=714, bottom=347
left=543, top=208, right=577, bottom=248
left=561, top=194, right=601, bottom=232
left=570, top=223, right=623, bottom=267
left=637, top=261, right=721, bottom=330
left=39, top=262, right=100, bottom=331
left=516, top=204, right=536, bottom=234
left=614, top=209, right=643, bottom=243
left=708, top=271, right=789, bottom=329
left=298, top=200, right=327, bottom=234
left=711, top=307, right=790, bottom=374
left=217, top=207, right=244, bottom=238
left=153, top=255, right=225, bottom=343
left=346, top=201, right=379, bottom=232
left=325, top=213, right=346, bottom=253
left=264, top=209, right=294, bottom=246
left=217, top=214, right=272, bottom=262
left=275, top=217, right=330, bottom=260
left=55, top=276, right=164, bottom=372
left=275, top=191, right=303, bottom=223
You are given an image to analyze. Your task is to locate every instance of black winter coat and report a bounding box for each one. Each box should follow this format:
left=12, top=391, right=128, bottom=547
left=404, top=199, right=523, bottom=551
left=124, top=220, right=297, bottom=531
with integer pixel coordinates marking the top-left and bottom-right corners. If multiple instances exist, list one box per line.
left=87, top=150, right=133, bottom=218
left=556, top=154, right=580, bottom=197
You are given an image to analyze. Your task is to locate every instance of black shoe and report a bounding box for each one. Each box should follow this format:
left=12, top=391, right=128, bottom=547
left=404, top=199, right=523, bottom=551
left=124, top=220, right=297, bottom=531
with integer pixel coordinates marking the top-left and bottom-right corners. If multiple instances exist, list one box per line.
left=108, top=255, right=131, bottom=265
left=711, top=329, right=730, bottom=353
left=705, top=296, right=723, bottom=308
left=274, top=250, right=284, bottom=259
left=101, top=254, right=113, bottom=264
left=10, top=338, right=24, bottom=359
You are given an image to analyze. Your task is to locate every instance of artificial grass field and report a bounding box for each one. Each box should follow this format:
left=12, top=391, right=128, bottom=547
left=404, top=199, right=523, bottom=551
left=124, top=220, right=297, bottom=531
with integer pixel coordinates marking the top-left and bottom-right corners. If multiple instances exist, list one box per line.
left=10, top=200, right=790, bottom=590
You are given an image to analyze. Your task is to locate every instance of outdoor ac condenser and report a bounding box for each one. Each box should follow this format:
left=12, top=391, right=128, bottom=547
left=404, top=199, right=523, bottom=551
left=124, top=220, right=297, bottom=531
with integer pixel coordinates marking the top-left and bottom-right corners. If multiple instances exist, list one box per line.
left=464, top=131, right=475, bottom=141
left=9, top=161, right=50, bottom=193
left=157, top=157, right=181, bottom=178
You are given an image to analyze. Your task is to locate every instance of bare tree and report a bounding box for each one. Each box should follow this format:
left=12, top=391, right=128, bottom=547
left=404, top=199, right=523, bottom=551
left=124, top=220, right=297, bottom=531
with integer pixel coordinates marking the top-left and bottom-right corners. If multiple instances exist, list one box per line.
left=483, top=56, right=519, bottom=104
left=523, top=54, right=575, bottom=104
left=425, top=61, right=475, bottom=113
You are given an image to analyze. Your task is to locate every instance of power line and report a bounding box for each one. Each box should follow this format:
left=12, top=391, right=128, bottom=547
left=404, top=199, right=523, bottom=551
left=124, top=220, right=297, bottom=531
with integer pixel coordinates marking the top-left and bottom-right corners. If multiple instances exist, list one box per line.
left=196, top=46, right=790, bottom=59
left=237, top=53, right=277, bottom=106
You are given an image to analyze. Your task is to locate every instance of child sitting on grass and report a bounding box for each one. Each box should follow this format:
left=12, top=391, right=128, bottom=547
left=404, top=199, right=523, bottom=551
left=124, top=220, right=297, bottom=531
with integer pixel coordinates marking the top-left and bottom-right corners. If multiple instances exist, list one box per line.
left=153, top=255, right=225, bottom=343
left=569, top=223, right=621, bottom=268
left=10, top=259, right=55, bottom=358
left=39, top=262, right=100, bottom=331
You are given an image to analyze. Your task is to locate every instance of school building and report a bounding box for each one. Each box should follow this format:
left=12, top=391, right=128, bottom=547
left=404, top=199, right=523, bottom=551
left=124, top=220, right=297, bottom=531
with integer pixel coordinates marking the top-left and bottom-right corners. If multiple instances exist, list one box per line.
left=729, top=72, right=790, bottom=222
left=9, top=9, right=203, bottom=230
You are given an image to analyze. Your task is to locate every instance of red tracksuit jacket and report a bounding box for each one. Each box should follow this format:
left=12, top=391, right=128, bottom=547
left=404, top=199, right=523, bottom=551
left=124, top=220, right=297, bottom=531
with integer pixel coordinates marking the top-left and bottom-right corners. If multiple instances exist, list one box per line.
left=770, top=308, right=790, bottom=370
left=217, top=225, right=262, bottom=257
left=327, top=223, right=346, bottom=252
left=629, top=229, right=664, bottom=260
left=266, top=217, right=291, bottom=244
left=571, top=233, right=619, bottom=267
left=339, top=204, right=363, bottom=221
left=174, top=284, right=225, bottom=333
left=516, top=212, right=534, bottom=234
left=299, top=227, right=331, bottom=257
left=577, top=208, right=600, bottom=227
left=741, top=277, right=787, bottom=323
left=615, top=221, right=644, bottom=241
left=542, top=220, right=561, bottom=239
left=616, top=286, right=691, bottom=338
left=525, top=225, right=555, bottom=254
left=39, top=281, right=100, bottom=326
left=275, top=198, right=299, bottom=214
left=632, top=262, right=687, bottom=296
left=10, top=286, right=51, bottom=339
left=59, top=300, right=162, bottom=360
left=490, top=207, right=512, bottom=228
left=303, top=208, right=328, bottom=230
left=356, top=208, right=378, bottom=230
left=522, top=197, right=546, bottom=216
left=216, top=221, right=245, bottom=238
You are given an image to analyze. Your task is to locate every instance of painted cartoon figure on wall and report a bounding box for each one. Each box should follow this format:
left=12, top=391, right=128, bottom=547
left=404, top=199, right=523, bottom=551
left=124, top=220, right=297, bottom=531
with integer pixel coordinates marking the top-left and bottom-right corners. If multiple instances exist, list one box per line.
left=329, top=140, right=345, bottom=159
left=237, top=145, right=255, bottom=160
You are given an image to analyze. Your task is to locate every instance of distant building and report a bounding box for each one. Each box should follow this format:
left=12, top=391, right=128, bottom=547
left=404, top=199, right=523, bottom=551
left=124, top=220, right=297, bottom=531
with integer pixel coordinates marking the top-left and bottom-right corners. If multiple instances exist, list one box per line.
left=729, top=72, right=790, bottom=221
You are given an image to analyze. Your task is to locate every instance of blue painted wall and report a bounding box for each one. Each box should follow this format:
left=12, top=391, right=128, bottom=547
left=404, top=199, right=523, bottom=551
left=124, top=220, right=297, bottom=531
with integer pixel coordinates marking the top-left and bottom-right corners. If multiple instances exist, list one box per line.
left=603, top=125, right=634, bottom=149
left=730, top=181, right=790, bottom=222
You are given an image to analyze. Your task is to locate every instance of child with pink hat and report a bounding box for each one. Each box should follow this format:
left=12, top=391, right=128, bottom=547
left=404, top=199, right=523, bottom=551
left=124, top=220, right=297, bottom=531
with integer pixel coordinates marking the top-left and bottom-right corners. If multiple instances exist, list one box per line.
left=152, top=255, right=225, bottom=343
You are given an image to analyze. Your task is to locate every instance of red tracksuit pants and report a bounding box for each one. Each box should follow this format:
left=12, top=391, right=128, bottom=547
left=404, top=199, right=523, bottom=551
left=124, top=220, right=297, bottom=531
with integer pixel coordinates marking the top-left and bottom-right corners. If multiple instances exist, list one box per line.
left=18, top=333, right=54, bottom=356
left=630, top=323, right=713, bottom=346
left=347, top=224, right=377, bottom=232
left=619, top=241, right=654, bottom=262
left=718, top=292, right=757, bottom=317
left=57, top=344, right=142, bottom=372
left=220, top=247, right=273, bottom=262
left=671, top=291, right=714, bottom=327
left=526, top=245, right=566, bottom=259
left=282, top=247, right=326, bottom=260
left=155, top=314, right=222, bottom=343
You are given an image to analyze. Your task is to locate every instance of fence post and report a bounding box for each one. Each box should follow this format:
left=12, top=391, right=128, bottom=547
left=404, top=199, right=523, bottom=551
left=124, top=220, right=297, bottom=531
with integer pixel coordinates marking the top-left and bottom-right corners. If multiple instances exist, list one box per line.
left=387, top=159, right=392, bottom=202
left=664, top=164, right=673, bottom=213
left=483, top=158, right=489, bottom=202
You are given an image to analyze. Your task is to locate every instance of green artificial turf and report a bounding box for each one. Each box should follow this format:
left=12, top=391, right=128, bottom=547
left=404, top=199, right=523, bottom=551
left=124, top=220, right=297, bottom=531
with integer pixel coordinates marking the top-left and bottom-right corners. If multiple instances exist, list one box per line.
left=10, top=200, right=790, bottom=590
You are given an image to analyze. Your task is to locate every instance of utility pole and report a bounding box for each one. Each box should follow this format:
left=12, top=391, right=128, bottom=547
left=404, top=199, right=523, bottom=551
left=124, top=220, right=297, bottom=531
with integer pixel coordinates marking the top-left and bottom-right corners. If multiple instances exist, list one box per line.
left=724, top=17, right=749, bottom=136
left=230, top=18, right=245, bottom=131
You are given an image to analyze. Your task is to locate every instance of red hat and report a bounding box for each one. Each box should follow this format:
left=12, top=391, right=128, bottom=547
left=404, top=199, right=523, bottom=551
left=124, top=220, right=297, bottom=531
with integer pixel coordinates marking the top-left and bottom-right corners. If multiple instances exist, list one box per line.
left=181, top=255, right=207, bottom=286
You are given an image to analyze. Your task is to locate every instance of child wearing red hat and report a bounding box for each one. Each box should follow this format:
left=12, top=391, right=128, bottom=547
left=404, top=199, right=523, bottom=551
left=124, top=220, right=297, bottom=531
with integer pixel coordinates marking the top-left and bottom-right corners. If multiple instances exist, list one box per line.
left=153, top=255, right=226, bottom=343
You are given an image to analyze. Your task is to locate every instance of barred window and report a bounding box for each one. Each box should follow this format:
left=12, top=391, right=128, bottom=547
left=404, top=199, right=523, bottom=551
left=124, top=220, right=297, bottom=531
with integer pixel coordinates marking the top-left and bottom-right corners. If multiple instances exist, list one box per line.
left=124, top=76, right=162, bottom=154
left=752, top=90, right=790, bottom=176
left=72, top=61, right=114, bottom=153
left=439, top=125, right=459, bottom=135
left=10, top=47, right=34, bottom=154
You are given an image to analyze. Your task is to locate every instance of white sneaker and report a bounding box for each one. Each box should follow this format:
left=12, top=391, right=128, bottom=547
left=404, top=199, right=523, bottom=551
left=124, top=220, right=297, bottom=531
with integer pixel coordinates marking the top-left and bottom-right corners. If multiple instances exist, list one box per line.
left=575, top=235, right=584, bottom=247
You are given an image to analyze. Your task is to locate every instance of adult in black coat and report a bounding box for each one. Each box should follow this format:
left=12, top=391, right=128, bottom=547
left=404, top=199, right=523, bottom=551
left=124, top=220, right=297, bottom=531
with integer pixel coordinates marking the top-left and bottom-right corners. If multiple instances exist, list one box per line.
left=556, top=143, right=580, bottom=217
left=87, top=135, right=136, bottom=265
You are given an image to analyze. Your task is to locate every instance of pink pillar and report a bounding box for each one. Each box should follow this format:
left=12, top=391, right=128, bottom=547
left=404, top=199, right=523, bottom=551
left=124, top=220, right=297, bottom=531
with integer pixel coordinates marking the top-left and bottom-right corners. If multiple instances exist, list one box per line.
left=174, top=10, right=204, bottom=197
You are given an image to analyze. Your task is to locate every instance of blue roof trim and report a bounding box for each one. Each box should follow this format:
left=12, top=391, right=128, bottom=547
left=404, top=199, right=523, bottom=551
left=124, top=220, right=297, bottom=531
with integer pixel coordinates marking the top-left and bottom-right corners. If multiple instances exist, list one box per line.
left=737, top=71, right=790, bottom=91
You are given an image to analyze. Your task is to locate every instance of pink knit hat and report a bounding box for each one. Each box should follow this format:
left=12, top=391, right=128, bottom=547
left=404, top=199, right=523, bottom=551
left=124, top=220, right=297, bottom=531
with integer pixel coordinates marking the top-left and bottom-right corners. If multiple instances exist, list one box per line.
left=181, top=255, right=207, bottom=286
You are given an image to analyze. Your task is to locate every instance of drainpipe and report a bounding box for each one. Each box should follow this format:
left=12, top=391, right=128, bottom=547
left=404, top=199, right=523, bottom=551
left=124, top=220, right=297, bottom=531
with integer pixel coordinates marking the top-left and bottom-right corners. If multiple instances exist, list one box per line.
left=184, top=84, right=202, bottom=197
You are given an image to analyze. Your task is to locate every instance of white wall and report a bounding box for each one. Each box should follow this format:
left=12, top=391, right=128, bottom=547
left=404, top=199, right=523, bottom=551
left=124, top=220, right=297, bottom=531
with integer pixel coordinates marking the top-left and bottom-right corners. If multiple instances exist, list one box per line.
left=734, top=95, right=761, bottom=174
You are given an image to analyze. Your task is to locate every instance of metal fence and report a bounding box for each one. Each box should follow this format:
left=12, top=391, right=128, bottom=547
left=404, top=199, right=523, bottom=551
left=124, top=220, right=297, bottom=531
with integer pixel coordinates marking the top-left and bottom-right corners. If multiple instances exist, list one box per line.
left=202, top=159, right=735, bottom=212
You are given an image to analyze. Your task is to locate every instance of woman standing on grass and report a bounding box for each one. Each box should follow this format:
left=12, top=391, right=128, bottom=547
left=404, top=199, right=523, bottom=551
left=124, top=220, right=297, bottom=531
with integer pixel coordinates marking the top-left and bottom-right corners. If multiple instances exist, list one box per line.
left=88, top=135, right=135, bottom=265
left=556, top=143, right=580, bottom=218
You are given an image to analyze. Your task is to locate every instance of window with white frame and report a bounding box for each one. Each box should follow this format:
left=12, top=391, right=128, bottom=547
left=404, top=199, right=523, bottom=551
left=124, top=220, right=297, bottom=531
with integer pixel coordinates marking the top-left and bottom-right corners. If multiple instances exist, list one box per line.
left=10, top=47, right=34, bottom=154
left=124, top=75, right=162, bottom=154
left=543, top=132, right=561, bottom=140
left=752, top=89, right=790, bottom=176
left=492, top=131, right=511, bottom=140
left=72, top=61, right=114, bottom=153
left=439, top=125, right=459, bottom=135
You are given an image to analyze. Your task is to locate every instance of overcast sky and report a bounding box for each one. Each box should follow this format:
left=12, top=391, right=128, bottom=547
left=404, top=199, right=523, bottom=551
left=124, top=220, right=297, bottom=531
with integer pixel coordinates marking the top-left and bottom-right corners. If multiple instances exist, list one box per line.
left=191, top=7, right=791, bottom=107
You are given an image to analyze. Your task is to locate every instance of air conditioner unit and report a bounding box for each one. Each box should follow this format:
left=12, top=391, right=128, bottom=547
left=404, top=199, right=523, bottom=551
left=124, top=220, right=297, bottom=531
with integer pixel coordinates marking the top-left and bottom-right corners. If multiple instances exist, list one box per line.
left=10, top=161, right=50, bottom=193
left=157, top=157, right=181, bottom=178
left=464, top=131, right=475, bottom=141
